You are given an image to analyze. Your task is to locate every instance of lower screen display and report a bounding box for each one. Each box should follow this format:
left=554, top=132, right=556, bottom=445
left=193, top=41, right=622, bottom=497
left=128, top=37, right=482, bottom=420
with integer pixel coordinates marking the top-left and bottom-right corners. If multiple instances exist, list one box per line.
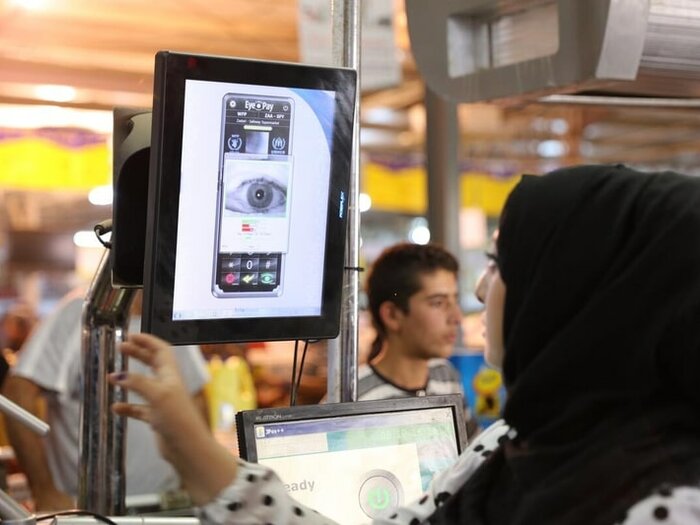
left=251, top=408, right=460, bottom=523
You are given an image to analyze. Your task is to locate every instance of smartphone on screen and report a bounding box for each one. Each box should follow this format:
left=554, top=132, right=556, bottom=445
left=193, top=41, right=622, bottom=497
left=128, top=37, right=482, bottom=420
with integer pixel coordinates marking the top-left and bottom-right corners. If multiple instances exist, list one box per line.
left=212, top=93, right=294, bottom=297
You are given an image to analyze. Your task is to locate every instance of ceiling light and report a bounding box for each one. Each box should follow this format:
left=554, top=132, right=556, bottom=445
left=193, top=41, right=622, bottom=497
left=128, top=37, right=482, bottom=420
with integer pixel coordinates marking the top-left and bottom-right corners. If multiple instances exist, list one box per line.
left=359, top=193, right=372, bottom=212
left=33, top=85, right=77, bottom=103
left=359, top=128, right=400, bottom=147
left=89, top=185, right=113, bottom=206
left=409, top=225, right=431, bottom=245
left=408, top=217, right=431, bottom=245
left=9, top=0, right=47, bottom=10
left=550, top=118, right=569, bottom=135
left=74, top=230, right=109, bottom=249
left=537, top=139, right=567, bottom=158
left=362, top=107, right=408, bottom=128
left=0, top=104, right=112, bottom=133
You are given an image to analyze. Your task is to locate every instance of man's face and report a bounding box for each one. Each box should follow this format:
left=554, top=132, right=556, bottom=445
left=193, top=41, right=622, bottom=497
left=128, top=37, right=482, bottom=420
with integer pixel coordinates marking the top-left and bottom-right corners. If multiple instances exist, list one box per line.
left=393, top=269, right=462, bottom=359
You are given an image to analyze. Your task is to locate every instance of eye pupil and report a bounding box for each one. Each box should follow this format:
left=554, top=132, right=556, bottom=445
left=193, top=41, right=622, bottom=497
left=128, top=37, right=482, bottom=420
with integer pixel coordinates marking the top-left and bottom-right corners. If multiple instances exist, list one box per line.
left=247, top=183, right=273, bottom=208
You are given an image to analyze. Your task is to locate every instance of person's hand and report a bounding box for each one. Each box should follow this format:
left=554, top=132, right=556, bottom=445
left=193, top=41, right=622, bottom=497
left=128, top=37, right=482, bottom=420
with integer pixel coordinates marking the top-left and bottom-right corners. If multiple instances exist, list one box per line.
left=110, top=333, right=201, bottom=459
left=35, top=487, right=74, bottom=512
left=110, top=333, right=237, bottom=505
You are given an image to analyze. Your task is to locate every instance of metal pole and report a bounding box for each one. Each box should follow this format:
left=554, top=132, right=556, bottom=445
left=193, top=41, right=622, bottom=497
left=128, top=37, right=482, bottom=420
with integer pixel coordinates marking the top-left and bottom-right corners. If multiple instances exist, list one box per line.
left=326, top=0, right=361, bottom=403
left=0, top=385, right=48, bottom=524
left=540, top=94, right=700, bottom=108
left=0, top=394, right=49, bottom=436
left=78, top=250, right=135, bottom=514
left=425, top=87, right=460, bottom=254
left=0, top=490, right=35, bottom=525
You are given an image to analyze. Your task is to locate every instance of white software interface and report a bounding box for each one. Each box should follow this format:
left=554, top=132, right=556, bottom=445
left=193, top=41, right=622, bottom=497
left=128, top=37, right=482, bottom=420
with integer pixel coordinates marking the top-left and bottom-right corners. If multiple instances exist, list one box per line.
left=251, top=408, right=460, bottom=524
left=172, top=80, right=337, bottom=320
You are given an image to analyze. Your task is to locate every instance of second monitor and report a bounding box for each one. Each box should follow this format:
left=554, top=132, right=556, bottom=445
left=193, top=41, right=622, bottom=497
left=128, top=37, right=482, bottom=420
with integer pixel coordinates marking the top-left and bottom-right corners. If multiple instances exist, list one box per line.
left=236, top=395, right=468, bottom=524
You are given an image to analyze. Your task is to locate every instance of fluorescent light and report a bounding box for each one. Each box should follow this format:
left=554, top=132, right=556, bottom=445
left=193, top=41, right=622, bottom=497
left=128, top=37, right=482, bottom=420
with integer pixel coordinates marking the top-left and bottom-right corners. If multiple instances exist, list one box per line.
left=33, top=85, right=77, bottom=103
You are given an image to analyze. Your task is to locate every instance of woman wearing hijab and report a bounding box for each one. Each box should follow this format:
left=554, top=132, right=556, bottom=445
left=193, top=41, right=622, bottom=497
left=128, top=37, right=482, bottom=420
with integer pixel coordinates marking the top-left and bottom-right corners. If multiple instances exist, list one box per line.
left=110, top=164, right=700, bottom=524
left=434, top=164, right=700, bottom=524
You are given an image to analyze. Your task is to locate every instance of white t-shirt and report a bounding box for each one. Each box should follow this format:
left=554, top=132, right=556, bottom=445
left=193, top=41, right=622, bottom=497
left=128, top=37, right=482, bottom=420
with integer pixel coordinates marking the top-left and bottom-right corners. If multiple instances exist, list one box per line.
left=13, top=294, right=210, bottom=497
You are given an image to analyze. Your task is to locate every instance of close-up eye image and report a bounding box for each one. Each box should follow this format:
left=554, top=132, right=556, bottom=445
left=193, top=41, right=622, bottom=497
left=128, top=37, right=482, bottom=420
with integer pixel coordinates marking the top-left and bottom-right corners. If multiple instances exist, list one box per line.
left=224, top=160, right=290, bottom=217
left=226, top=176, right=287, bottom=215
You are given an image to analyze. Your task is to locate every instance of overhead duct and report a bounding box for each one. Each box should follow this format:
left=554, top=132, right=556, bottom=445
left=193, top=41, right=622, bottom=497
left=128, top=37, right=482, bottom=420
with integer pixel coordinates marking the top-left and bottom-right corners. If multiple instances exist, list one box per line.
left=405, top=0, right=700, bottom=103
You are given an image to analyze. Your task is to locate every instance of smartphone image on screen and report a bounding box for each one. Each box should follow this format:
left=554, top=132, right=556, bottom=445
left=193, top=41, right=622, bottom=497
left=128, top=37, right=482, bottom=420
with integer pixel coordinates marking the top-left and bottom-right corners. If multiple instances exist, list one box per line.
left=212, top=93, right=294, bottom=297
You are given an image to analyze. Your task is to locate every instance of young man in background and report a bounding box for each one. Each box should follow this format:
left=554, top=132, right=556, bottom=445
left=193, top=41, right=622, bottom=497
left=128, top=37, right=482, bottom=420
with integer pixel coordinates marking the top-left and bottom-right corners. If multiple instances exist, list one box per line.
left=359, top=243, right=477, bottom=437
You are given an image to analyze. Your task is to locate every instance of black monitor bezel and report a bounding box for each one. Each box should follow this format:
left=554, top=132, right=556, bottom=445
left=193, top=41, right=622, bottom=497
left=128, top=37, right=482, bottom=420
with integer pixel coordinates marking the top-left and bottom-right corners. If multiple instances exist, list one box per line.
left=235, top=394, right=469, bottom=463
left=142, top=51, right=357, bottom=344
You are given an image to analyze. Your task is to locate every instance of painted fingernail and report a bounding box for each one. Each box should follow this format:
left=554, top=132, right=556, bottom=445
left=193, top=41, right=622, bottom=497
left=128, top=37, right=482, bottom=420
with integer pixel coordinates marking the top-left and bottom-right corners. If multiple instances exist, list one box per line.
left=111, top=372, right=128, bottom=381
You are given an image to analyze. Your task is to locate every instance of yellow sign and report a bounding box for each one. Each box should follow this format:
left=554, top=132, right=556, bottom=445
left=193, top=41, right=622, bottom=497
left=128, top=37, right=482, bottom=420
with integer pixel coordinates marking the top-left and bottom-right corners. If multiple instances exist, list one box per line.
left=363, top=161, right=520, bottom=216
left=0, top=131, right=109, bottom=190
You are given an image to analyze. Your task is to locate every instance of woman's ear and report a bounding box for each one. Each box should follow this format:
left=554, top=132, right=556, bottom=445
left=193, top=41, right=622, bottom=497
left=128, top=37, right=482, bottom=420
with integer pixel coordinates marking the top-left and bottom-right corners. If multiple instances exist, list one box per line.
left=378, top=300, right=404, bottom=334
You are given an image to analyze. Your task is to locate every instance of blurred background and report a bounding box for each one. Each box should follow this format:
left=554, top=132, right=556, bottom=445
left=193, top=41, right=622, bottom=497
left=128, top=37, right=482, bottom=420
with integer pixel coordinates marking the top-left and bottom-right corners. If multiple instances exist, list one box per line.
left=0, top=0, right=699, bottom=460
left=2, top=0, right=700, bottom=313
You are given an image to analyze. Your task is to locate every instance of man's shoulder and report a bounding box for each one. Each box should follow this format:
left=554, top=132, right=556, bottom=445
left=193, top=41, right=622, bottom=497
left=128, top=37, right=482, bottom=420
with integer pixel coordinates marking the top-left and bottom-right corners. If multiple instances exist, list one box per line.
left=28, top=295, right=82, bottom=340
left=357, top=364, right=382, bottom=388
left=15, top=296, right=83, bottom=373
left=426, top=358, right=464, bottom=397
left=357, top=363, right=374, bottom=380
left=171, top=344, right=207, bottom=365
left=357, top=364, right=398, bottom=399
left=427, top=358, right=460, bottom=377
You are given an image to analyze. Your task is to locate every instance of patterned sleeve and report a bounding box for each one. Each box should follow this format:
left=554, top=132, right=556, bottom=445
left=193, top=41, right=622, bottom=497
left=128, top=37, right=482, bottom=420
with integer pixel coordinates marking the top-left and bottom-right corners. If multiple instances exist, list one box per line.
left=197, top=459, right=337, bottom=525
left=621, top=486, right=700, bottom=524
left=198, top=420, right=510, bottom=525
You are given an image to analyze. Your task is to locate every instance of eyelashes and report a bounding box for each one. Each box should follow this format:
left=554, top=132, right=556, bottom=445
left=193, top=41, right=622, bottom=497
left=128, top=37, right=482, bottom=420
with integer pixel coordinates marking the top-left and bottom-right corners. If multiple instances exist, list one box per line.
left=485, top=251, right=500, bottom=268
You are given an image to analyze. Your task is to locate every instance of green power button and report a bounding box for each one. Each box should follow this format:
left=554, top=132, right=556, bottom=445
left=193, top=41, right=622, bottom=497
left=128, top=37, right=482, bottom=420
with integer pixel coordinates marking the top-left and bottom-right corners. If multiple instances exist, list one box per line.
left=358, top=470, right=404, bottom=519
left=367, top=487, right=391, bottom=510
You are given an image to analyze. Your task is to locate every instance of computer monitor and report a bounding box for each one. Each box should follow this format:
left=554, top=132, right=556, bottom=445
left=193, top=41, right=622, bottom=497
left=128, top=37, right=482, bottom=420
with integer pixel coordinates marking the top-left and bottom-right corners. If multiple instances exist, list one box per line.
left=142, top=51, right=357, bottom=344
left=236, top=395, right=468, bottom=523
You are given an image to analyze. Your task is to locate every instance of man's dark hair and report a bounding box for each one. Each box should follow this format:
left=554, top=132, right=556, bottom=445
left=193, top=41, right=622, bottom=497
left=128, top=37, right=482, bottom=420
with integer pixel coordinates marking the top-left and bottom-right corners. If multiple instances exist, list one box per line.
left=366, top=243, right=459, bottom=362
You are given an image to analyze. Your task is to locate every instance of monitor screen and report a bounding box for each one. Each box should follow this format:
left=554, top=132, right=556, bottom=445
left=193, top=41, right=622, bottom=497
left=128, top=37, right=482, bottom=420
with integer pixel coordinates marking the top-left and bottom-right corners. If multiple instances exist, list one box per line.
left=142, top=51, right=356, bottom=344
left=236, top=395, right=468, bottom=523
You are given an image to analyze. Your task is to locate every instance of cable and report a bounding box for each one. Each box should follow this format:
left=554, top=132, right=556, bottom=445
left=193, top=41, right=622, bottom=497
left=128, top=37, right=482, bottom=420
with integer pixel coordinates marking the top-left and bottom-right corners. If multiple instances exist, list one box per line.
left=289, top=339, right=300, bottom=406
left=36, top=510, right=119, bottom=525
left=94, top=219, right=113, bottom=249
left=295, top=340, right=310, bottom=396
left=290, top=340, right=310, bottom=407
